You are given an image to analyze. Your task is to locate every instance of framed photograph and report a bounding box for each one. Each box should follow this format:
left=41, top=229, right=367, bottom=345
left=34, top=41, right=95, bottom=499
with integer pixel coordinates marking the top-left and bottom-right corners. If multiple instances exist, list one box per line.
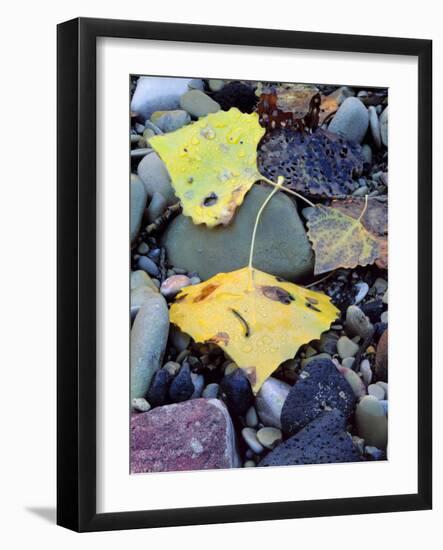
left=57, top=17, right=432, bottom=532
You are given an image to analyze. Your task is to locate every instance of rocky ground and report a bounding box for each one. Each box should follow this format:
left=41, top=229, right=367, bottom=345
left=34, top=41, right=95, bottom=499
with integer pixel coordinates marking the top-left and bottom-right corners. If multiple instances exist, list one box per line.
left=130, top=76, right=388, bottom=473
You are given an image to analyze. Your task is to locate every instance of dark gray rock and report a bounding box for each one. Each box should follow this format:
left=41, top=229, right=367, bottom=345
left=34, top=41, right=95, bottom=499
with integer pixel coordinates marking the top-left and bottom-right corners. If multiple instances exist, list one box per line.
left=281, top=358, right=356, bottom=435
left=162, top=184, right=314, bottom=282
left=259, top=410, right=362, bottom=466
left=137, top=256, right=160, bottom=277
left=146, top=369, right=171, bottom=407
left=169, top=364, right=194, bottom=403
left=221, top=369, right=253, bottom=417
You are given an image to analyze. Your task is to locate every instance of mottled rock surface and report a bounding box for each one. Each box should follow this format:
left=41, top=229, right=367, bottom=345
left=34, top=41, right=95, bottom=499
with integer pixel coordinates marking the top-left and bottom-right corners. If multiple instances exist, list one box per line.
left=131, top=398, right=240, bottom=472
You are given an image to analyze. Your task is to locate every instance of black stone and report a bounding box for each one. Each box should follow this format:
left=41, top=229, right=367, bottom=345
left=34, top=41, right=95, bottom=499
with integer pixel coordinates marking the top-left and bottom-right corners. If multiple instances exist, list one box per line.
left=221, top=369, right=253, bottom=416
left=259, top=410, right=362, bottom=467
left=281, top=357, right=356, bottom=435
left=146, top=369, right=171, bottom=407
left=213, top=81, right=257, bottom=114
left=168, top=364, right=194, bottom=403
left=361, top=299, right=385, bottom=323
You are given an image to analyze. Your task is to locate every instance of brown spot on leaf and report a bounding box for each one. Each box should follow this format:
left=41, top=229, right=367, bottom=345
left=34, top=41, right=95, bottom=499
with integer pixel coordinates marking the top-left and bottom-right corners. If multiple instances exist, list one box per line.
left=261, top=285, right=294, bottom=305
left=193, top=283, right=219, bottom=303
left=242, top=366, right=257, bottom=387
left=208, top=332, right=230, bottom=346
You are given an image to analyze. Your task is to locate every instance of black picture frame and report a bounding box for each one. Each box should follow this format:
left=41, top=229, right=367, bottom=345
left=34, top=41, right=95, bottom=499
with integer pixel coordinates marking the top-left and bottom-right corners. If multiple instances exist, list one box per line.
left=57, top=17, right=432, bottom=532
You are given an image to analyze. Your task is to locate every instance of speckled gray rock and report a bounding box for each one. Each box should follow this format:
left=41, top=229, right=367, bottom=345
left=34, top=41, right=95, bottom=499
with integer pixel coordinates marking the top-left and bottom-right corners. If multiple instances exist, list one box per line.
left=131, top=76, right=203, bottom=122
left=328, top=97, right=369, bottom=144
left=281, top=358, right=356, bottom=435
left=162, top=185, right=314, bottom=282
left=130, top=174, right=147, bottom=242
left=137, top=152, right=177, bottom=205
left=150, top=110, right=191, bottom=132
left=259, top=410, right=362, bottom=467
left=131, top=293, right=169, bottom=399
left=255, top=377, right=291, bottom=429
left=180, top=89, right=220, bottom=118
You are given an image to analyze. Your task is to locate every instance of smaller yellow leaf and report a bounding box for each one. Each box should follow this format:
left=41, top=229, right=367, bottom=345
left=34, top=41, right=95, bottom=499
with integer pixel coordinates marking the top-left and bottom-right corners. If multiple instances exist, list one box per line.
left=149, top=108, right=265, bottom=227
left=306, top=205, right=380, bottom=275
left=170, top=267, right=339, bottom=393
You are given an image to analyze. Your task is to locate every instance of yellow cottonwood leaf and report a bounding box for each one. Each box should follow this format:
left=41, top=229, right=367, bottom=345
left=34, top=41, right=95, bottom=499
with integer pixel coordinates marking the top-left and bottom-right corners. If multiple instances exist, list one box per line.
left=149, top=108, right=265, bottom=227
left=170, top=267, right=339, bottom=393
left=305, top=205, right=380, bottom=275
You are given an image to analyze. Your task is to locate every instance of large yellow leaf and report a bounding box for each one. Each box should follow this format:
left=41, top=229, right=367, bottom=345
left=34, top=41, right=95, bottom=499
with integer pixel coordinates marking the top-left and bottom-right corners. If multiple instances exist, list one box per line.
left=305, top=205, right=380, bottom=275
left=149, top=108, right=265, bottom=227
left=170, top=267, right=339, bottom=393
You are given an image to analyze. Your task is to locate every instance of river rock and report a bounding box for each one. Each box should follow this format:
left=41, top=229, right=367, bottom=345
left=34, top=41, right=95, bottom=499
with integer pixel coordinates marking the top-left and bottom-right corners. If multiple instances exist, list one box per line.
left=160, top=275, right=191, bottom=299
left=336, top=366, right=367, bottom=398
left=131, top=286, right=159, bottom=309
left=202, top=383, right=220, bottom=399
left=137, top=255, right=160, bottom=277
left=375, top=329, right=388, bottom=381
left=180, top=89, right=220, bottom=118
left=162, top=184, right=314, bottom=281
left=345, top=305, right=373, bottom=338
left=131, top=293, right=169, bottom=399
left=355, top=395, right=388, bottom=449
left=337, top=336, right=359, bottom=359
left=131, top=398, right=240, bottom=472
left=221, top=369, right=253, bottom=417
left=368, top=106, right=382, bottom=148
left=146, top=369, right=171, bottom=407
left=130, top=174, right=147, bottom=242
left=328, top=97, right=369, bottom=143
left=259, top=410, right=362, bottom=467
left=150, top=109, right=191, bottom=132
left=137, top=152, right=177, bottom=205
left=131, top=270, right=158, bottom=292
left=281, top=358, right=356, bottom=435
left=146, top=191, right=168, bottom=224
left=242, top=428, right=264, bottom=454
left=131, top=76, right=203, bottom=122
left=255, top=377, right=291, bottom=428
left=256, top=427, right=282, bottom=450
left=380, top=107, right=388, bottom=146
left=169, top=364, right=194, bottom=403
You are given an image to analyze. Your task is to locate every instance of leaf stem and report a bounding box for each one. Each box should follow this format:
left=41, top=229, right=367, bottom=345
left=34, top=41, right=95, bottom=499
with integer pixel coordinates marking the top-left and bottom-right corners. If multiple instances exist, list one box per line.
left=248, top=176, right=284, bottom=288
left=260, top=176, right=316, bottom=208
left=358, top=194, right=369, bottom=222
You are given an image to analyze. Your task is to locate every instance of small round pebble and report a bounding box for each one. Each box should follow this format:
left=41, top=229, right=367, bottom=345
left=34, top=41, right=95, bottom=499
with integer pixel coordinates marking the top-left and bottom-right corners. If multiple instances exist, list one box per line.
left=342, top=357, right=355, bottom=369
left=380, top=311, right=388, bottom=323
left=360, top=359, right=373, bottom=386
left=243, top=460, right=256, bottom=468
left=162, top=361, right=181, bottom=376
left=137, top=242, right=149, bottom=255
left=368, top=383, right=385, bottom=400
left=242, top=428, right=264, bottom=454
left=131, top=397, right=151, bottom=412
left=160, top=274, right=191, bottom=298
left=354, top=282, right=369, bottom=304
left=337, top=336, right=360, bottom=359
left=137, top=255, right=160, bottom=277
left=224, top=362, right=238, bottom=376
left=190, top=373, right=205, bottom=398
left=256, top=427, right=283, bottom=450
left=245, top=406, right=259, bottom=428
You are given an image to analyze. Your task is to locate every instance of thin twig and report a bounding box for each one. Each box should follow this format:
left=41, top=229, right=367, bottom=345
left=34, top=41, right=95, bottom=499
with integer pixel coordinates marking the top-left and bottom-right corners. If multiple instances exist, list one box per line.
left=145, top=202, right=182, bottom=234
left=305, top=269, right=337, bottom=288
left=358, top=194, right=369, bottom=222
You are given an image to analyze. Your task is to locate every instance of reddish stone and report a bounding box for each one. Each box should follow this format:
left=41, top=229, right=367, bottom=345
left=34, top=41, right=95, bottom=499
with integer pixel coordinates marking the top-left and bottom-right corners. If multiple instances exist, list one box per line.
left=375, top=329, right=388, bottom=382
left=131, top=398, right=240, bottom=473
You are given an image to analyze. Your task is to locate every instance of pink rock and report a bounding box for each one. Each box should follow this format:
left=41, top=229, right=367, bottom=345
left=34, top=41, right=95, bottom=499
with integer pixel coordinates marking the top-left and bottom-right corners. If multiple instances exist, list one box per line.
left=131, top=398, right=240, bottom=473
left=160, top=274, right=191, bottom=298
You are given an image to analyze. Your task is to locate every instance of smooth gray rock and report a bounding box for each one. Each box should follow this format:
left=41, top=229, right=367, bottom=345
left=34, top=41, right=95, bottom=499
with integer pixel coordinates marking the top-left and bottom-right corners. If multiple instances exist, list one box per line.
left=355, top=395, right=388, bottom=449
left=137, top=256, right=160, bottom=277
left=180, top=89, right=220, bottom=118
left=380, top=107, right=388, bottom=146
left=131, top=292, right=169, bottom=399
left=368, top=106, right=381, bottom=148
left=150, top=109, right=191, bottom=132
left=202, top=383, right=220, bottom=399
left=131, top=76, right=203, bottom=122
left=130, top=270, right=158, bottom=292
left=329, top=97, right=369, bottom=143
left=137, top=152, right=177, bottom=205
left=255, top=377, right=291, bottom=429
left=130, top=174, right=147, bottom=242
left=162, top=185, right=314, bottom=281
left=146, top=191, right=168, bottom=223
